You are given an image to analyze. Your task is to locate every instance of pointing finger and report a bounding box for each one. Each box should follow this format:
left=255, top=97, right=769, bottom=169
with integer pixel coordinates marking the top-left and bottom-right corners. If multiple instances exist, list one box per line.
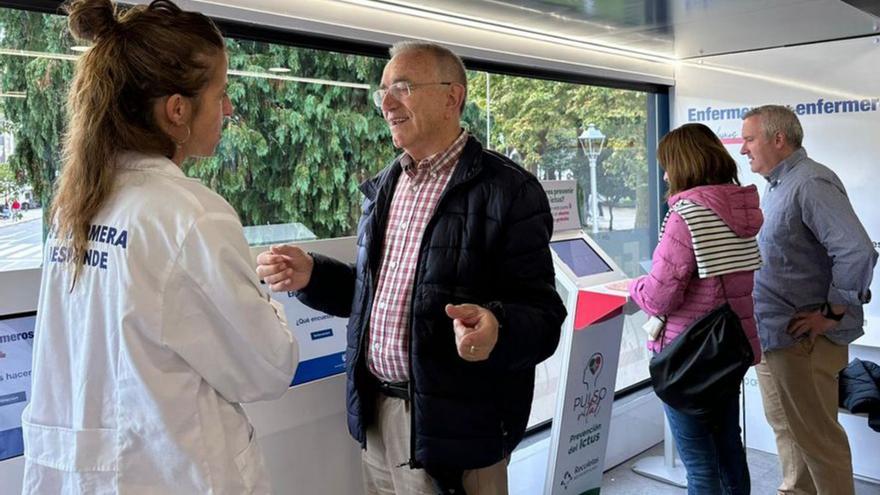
left=445, top=303, right=482, bottom=323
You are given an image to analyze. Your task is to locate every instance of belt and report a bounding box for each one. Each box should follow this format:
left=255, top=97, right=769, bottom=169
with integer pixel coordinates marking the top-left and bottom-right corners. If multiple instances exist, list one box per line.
left=377, top=380, right=409, bottom=400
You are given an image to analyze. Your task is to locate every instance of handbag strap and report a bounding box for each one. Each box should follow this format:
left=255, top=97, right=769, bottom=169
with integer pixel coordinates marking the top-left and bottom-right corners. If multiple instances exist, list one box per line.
left=657, top=317, right=667, bottom=352
left=718, top=272, right=728, bottom=300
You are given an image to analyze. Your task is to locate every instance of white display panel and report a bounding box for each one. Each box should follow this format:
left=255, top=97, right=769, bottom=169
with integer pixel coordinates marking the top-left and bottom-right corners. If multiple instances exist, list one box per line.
left=0, top=312, right=35, bottom=461
left=251, top=237, right=356, bottom=387
left=272, top=292, right=347, bottom=386
left=545, top=314, right=623, bottom=495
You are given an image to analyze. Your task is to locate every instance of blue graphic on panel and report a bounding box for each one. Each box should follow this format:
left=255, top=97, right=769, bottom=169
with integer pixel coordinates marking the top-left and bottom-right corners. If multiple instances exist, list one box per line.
left=291, top=351, right=346, bottom=386
left=0, top=427, right=23, bottom=461
left=310, top=328, right=334, bottom=340
left=0, top=392, right=26, bottom=407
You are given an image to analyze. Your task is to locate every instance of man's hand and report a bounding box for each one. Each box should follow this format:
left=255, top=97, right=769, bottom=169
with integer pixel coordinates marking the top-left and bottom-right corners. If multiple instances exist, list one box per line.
left=445, top=304, right=499, bottom=362
left=256, top=245, right=314, bottom=292
left=786, top=308, right=840, bottom=344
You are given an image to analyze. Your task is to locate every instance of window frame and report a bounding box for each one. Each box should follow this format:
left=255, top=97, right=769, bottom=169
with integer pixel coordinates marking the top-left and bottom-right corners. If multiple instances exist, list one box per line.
left=0, top=0, right=670, bottom=403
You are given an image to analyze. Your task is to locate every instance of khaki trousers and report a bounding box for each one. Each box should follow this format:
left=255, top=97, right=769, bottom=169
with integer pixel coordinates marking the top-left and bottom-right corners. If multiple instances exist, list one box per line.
left=756, top=336, right=854, bottom=495
left=361, top=394, right=509, bottom=495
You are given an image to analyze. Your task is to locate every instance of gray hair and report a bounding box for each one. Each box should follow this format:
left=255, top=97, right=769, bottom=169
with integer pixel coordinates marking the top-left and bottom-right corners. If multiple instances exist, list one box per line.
left=742, top=105, right=803, bottom=148
left=389, top=40, right=467, bottom=112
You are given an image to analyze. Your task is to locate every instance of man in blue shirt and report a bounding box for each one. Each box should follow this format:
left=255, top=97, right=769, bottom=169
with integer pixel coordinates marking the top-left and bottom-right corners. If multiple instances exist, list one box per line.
left=741, top=104, right=877, bottom=495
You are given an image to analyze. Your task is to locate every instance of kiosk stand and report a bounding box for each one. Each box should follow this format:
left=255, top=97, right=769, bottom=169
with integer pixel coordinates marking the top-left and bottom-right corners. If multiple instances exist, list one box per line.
left=543, top=230, right=629, bottom=495
left=630, top=418, right=688, bottom=488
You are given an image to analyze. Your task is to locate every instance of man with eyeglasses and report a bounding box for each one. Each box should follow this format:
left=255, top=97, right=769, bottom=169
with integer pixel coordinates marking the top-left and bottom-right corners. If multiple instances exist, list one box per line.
left=257, top=41, right=565, bottom=494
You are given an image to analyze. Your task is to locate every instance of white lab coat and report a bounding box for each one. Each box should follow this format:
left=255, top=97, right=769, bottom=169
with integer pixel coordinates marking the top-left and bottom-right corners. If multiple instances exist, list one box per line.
left=21, top=152, right=298, bottom=494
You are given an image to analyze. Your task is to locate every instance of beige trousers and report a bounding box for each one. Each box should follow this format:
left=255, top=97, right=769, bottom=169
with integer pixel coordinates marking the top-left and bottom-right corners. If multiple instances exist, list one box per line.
left=361, top=394, right=509, bottom=495
left=756, top=336, right=854, bottom=495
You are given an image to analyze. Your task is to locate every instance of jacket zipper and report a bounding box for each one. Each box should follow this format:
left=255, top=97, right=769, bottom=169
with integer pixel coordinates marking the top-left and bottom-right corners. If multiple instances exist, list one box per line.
left=359, top=167, right=398, bottom=449
left=404, top=150, right=484, bottom=469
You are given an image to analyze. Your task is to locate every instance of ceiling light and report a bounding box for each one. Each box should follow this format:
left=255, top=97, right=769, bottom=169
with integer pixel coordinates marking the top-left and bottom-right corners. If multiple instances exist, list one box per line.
left=71, top=46, right=91, bottom=52
left=228, top=69, right=370, bottom=90
left=0, top=91, right=26, bottom=98
left=0, top=49, right=369, bottom=90
left=337, top=0, right=676, bottom=64
left=268, top=67, right=291, bottom=73
left=0, top=48, right=77, bottom=61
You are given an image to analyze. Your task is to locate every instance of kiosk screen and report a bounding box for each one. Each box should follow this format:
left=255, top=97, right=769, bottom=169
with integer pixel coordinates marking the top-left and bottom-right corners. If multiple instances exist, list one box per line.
left=551, top=238, right=612, bottom=277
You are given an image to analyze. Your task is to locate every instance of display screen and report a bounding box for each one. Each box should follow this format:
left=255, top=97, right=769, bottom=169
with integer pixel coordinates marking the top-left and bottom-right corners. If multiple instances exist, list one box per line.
left=551, top=239, right=612, bottom=278
left=0, top=311, right=35, bottom=461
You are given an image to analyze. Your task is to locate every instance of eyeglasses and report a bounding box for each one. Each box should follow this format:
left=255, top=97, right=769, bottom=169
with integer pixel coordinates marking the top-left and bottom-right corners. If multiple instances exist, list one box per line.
left=372, top=81, right=453, bottom=108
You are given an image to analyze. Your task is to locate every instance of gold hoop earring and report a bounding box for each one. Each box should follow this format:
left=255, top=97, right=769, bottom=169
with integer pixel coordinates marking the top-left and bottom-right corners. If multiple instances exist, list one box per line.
left=174, top=125, right=191, bottom=149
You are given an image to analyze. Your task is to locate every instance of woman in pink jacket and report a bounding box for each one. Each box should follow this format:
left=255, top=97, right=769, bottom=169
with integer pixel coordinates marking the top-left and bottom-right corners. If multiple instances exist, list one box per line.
left=628, top=123, right=763, bottom=494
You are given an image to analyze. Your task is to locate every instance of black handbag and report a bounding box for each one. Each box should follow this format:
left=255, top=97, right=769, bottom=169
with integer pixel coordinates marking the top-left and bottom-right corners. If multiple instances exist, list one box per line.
left=649, top=277, right=754, bottom=416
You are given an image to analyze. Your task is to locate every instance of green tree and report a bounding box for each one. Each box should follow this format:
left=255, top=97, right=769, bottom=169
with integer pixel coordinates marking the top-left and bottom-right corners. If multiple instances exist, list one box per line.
left=0, top=7, right=649, bottom=239
left=187, top=40, right=394, bottom=238
left=0, top=9, right=72, bottom=227
left=467, top=72, right=648, bottom=230
left=0, top=10, right=399, bottom=239
left=0, top=162, right=22, bottom=202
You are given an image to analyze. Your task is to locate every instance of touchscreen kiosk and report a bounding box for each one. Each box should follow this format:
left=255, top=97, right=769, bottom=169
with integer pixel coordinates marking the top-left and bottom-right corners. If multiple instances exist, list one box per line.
left=551, top=239, right=612, bottom=278
left=548, top=230, right=624, bottom=289
left=539, top=229, right=629, bottom=495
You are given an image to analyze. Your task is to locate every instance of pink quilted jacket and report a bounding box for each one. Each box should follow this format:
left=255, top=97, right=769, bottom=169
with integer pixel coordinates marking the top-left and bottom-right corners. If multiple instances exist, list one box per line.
left=629, top=184, right=763, bottom=364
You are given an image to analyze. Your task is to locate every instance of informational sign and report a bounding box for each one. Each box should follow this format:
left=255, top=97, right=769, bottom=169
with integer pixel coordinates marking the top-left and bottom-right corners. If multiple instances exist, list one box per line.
left=0, top=312, right=35, bottom=461
left=271, top=292, right=348, bottom=386
left=542, top=180, right=581, bottom=232
left=545, top=291, right=625, bottom=495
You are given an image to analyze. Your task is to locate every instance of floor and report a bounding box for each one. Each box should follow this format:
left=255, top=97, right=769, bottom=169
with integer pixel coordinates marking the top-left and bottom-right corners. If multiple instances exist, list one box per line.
left=509, top=428, right=879, bottom=494
left=600, top=443, right=880, bottom=494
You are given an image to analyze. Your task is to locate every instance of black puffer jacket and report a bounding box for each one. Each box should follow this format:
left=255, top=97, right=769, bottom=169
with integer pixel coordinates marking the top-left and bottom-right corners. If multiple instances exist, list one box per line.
left=839, top=358, right=880, bottom=432
left=298, top=136, right=566, bottom=471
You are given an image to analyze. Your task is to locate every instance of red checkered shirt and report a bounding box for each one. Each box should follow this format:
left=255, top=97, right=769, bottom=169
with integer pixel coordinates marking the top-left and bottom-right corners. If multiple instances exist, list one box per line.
left=367, top=131, right=469, bottom=383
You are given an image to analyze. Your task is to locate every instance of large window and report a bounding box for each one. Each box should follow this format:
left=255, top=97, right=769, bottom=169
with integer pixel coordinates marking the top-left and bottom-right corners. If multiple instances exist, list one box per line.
left=0, top=4, right=664, bottom=425
left=465, top=73, right=662, bottom=426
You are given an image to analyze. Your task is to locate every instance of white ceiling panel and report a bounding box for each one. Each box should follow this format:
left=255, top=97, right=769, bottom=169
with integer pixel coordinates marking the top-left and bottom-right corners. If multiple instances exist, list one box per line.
left=167, top=0, right=880, bottom=85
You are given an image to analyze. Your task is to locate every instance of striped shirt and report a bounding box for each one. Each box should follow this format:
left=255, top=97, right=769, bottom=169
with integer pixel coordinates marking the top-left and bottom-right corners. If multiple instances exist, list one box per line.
left=367, top=131, right=468, bottom=383
left=660, top=200, right=762, bottom=279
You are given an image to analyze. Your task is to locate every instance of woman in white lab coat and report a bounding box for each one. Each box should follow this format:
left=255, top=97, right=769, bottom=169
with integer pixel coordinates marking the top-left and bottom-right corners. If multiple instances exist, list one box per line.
left=21, top=1, right=299, bottom=493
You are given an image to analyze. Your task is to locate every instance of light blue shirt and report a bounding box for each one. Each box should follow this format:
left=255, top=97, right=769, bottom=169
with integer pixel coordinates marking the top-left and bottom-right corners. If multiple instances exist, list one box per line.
left=754, top=148, right=877, bottom=351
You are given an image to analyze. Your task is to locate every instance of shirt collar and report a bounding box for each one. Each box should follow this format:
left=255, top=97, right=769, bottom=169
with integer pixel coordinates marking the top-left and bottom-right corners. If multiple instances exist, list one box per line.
left=400, top=129, right=468, bottom=178
left=116, top=151, right=188, bottom=178
left=766, top=147, right=807, bottom=183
